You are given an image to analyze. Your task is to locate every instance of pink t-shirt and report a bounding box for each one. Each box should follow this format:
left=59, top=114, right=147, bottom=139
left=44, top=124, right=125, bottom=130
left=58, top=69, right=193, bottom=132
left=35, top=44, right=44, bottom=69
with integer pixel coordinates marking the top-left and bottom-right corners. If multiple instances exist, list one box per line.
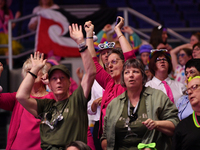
left=11, top=92, right=54, bottom=150
left=0, top=9, right=14, bottom=33
left=93, top=50, right=136, bottom=137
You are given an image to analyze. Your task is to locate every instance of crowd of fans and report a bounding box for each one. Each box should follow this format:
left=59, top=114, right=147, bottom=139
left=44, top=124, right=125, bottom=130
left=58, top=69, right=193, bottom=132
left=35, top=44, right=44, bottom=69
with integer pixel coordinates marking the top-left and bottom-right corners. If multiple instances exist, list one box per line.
left=1, top=0, right=200, bottom=150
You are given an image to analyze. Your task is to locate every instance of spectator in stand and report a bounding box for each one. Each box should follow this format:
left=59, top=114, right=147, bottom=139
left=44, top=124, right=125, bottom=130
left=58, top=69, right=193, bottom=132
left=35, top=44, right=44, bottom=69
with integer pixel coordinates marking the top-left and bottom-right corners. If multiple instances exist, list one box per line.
left=176, top=59, right=200, bottom=120
left=146, top=49, right=186, bottom=105
left=88, top=42, right=114, bottom=150
left=149, top=25, right=172, bottom=51
left=172, top=76, right=200, bottom=150
left=192, top=42, right=200, bottom=59
left=46, top=59, right=78, bottom=94
left=83, top=16, right=136, bottom=149
left=170, top=48, right=192, bottom=84
left=139, top=44, right=153, bottom=81
left=102, top=58, right=179, bottom=150
left=16, top=21, right=96, bottom=149
left=0, top=0, right=22, bottom=60
left=45, top=58, right=95, bottom=150
left=28, top=0, right=59, bottom=31
left=0, top=57, right=54, bottom=150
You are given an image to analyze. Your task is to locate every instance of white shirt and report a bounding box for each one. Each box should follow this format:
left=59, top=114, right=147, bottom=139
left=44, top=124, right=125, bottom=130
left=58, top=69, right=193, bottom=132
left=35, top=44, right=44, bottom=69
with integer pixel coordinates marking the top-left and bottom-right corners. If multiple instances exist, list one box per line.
left=145, top=76, right=186, bottom=105
left=28, top=4, right=60, bottom=30
left=87, top=80, right=104, bottom=122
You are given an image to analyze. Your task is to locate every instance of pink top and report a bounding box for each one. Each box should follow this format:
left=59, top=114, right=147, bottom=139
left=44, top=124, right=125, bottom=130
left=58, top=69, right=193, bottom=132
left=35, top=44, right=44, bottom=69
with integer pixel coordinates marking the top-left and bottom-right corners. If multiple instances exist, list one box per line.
left=0, top=9, right=14, bottom=33
left=0, top=92, right=54, bottom=150
left=93, top=50, right=136, bottom=137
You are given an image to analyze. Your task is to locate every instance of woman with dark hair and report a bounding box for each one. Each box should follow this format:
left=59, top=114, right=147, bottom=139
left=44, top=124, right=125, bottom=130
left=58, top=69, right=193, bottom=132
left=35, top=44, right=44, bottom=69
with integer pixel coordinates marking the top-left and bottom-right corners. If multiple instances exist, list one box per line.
left=146, top=50, right=186, bottom=105
left=192, top=42, right=200, bottom=59
left=66, top=141, right=91, bottom=150
left=170, top=47, right=192, bottom=84
left=101, top=58, right=179, bottom=150
left=149, top=25, right=172, bottom=51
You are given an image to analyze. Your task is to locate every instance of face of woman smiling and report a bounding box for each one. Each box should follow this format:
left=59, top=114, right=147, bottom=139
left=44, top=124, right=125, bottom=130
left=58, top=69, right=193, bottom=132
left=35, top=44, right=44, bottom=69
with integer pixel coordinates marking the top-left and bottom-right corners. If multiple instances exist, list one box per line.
left=107, top=53, right=123, bottom=83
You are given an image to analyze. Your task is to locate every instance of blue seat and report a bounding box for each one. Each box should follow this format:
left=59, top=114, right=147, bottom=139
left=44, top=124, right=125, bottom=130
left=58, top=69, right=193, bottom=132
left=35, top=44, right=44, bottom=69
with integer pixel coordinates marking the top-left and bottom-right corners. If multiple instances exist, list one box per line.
left=106, top=0, right=127, bottom=8
left=61, top=0, right=82, bottom=5
left=189, top=20, right=200, bottom=27
left=178, top=32, right=192, bottom=39
left=154, top=4, right=176, bottom=13
left=159, top=12, right=181, bottom=21
left=151, top=0, right=171, bottom=5
left=174, top=0, right=194, bottom=5
left=136, top=19, right=155, bottom=28
left=178, top=4, right=198, bottom=12
left=129, top=0, right=149, bottom=7
left=164, top=20, right=186, bottom=28
left=82, top=0, right=102, bottom=4
left=183, top=12, right=200, bottom=21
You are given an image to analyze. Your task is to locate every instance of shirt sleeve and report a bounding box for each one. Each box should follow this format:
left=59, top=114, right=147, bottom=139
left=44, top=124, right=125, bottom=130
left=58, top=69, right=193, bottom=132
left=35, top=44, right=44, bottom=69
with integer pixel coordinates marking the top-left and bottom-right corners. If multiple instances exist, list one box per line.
left=93, top=57, right=112, bottom=89
left=0, top=92, right=16, bottom=111
left=123, top=50, right=136, bottom=61
left=129, top=32, right=142, bottom=54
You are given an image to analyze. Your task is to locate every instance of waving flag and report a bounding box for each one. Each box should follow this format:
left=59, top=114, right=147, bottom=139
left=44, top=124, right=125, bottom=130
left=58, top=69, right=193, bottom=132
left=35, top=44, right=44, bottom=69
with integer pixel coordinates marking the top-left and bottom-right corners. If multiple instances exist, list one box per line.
left=35, top=8, right=117, bottom=57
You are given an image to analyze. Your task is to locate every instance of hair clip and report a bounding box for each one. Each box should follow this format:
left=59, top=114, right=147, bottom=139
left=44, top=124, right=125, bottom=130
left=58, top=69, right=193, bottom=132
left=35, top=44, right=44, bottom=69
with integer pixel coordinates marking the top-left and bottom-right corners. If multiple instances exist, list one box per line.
left=149, top=49, right=171, bottom=60
left=150, top=49, right=168, bottom=53
left=98, top=41, right=115, bottom=50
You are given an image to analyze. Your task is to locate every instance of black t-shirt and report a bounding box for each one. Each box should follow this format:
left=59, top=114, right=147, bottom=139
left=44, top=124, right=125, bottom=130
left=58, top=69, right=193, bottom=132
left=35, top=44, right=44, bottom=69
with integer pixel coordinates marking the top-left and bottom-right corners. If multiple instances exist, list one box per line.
left=172, top=114, right=200, bottom=150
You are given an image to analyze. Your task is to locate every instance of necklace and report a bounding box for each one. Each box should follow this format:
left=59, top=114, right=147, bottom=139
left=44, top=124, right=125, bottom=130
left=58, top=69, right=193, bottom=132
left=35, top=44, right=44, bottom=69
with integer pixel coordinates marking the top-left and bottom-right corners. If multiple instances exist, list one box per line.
left=192, top=111, right=200, bottom=128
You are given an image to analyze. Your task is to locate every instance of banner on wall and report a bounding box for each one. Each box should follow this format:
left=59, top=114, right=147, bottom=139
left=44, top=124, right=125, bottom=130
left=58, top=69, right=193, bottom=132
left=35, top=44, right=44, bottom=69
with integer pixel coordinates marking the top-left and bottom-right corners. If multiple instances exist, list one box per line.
left=35, top=8, right=117, bottom=57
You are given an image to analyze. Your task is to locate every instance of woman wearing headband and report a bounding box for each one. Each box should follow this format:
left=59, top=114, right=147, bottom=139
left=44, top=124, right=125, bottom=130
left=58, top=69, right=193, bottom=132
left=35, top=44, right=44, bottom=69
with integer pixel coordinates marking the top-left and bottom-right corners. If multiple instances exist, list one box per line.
left=84, top=16, right=136, bottom=149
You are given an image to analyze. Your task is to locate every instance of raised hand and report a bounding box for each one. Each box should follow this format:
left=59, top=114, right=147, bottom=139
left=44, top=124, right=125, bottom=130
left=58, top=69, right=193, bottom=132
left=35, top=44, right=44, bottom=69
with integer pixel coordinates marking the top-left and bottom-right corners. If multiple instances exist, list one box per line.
left=114, top=16, right=124, bottom=30
left=69, top=23, right=84, bottom=44
left=30, top=51, right=46, bottom=72
left=84, top=21, right=94, bottom=37
left=121, top=26, right=134, bottom=35
left=103, top=24, right=112, bottom=32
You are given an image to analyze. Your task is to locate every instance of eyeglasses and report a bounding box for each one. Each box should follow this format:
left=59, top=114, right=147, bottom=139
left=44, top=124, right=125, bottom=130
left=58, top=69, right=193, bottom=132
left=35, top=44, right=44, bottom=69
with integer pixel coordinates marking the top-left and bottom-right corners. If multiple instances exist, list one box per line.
left=156, top=57, right=167, bottom=62
left=105, top=58, right=121, bottom=68
left=185, top=84, right=200, bottom=95
left=178, top=53, right=185, bottom=57
left=185, top=70, right=196, bottom=77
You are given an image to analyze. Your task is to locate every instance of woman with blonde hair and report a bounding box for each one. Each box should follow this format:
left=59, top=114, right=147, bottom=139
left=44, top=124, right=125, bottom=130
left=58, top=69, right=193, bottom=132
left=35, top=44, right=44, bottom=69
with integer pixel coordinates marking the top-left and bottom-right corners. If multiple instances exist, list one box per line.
left=0, top=56, right=54, bottom=150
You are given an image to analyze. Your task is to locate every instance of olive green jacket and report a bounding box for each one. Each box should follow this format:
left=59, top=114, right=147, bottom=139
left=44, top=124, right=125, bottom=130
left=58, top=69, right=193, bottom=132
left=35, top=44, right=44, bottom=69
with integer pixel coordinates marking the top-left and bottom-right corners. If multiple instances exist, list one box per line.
left=101, top=86, right=179, bottom=150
